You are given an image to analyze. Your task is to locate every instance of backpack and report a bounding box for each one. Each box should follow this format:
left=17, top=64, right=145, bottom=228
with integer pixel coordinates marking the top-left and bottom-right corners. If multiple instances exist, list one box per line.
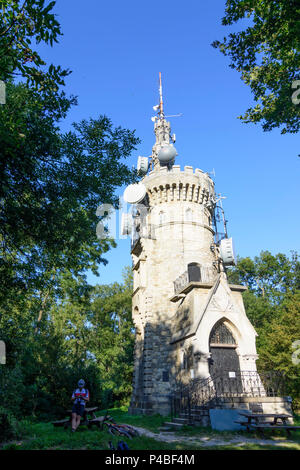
left=109, top=440, right=130, bottom=451
left=117, top=441, right=129, bottom=450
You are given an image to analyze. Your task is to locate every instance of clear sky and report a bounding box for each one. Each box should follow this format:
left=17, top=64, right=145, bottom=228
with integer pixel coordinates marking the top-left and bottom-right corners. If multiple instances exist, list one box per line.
left=38, top=0, right=299, bottom=285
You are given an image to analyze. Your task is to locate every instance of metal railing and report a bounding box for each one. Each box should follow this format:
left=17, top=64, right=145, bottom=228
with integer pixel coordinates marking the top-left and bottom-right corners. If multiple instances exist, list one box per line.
left=173, top=264, right=216, bottom=295
left=170, top=370, right=286, bottom=422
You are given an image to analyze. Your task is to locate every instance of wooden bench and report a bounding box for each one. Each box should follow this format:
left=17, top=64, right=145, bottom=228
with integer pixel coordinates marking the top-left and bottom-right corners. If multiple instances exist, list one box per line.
left=235, top=418, right=300, bottom=437
left=250, top=423, right=300, bottom=437
left=52, top=407, right=100, bottom=430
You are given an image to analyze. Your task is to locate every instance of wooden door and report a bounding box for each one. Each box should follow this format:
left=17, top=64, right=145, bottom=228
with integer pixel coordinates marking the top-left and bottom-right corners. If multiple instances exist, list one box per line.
left=209, top=320, right=243, bottom=395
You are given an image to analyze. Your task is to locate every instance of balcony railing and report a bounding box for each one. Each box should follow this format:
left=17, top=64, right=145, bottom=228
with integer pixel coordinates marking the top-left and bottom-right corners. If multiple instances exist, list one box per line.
left=173, top=263, right=216, bottom=295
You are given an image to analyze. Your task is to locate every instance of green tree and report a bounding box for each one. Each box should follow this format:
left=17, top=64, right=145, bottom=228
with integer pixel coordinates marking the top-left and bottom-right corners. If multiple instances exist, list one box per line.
left=36, top=268, right=133, bottom=415
left=0, top=82, right=139, bottom=306
left=213, top=0, right=300, bottom=134
left=257, top=291, right=300, bottom=408
left=227, top=250, right=300, bottom=406
left=0, top=268, right=134, bottom=418
left=0, top=1, right=139, bottom=422
left=227, top=250, right=300, bottom=303
left=0, top=0, right=70, bottom=94
left=85, top=268, right=134, bottom=406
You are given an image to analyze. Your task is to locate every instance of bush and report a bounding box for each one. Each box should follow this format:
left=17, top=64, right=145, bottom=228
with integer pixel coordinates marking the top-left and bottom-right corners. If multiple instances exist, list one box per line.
left=0, top=407, right=18, bottom=442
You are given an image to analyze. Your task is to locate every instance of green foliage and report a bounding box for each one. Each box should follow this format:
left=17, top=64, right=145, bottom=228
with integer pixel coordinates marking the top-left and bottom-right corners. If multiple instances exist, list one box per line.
left=213, top=0, right=300, bottom=134
left=240, top=290, right=274, bottom=330
left=48, top=268, right=135, bottom=410
left=257, top=291, right=300, bottom=408
left=0, top=364, right=25, bottom=417
left=0, top=268, right=134, bottom=420
left=227, top=250, right=300, bottom=304
left=0, top=0, right=70, bottom=95
left=0, top=0, right=139, bottom=427
left=227, top=250, right=300, bottom=406
left=0, top=81, right=139, bottom=305
left=0, top=406, right=20, bottom=441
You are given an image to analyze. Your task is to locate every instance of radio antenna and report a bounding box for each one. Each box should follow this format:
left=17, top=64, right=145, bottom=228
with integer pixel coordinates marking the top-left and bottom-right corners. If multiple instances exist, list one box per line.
left=159, top=72, right=164, bottom=118
left=152, top=73, right=183, bottom=122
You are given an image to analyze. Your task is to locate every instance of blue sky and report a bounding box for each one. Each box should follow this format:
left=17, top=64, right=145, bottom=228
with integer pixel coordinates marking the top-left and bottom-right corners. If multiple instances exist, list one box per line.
left=38, top=0, right=299, bottom=285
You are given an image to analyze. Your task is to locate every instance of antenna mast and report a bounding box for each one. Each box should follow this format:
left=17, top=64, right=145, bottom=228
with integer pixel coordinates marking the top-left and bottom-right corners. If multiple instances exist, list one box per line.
left=159, top=72, right=164, bottom=118
left=151, top=73, right=179, bottom=170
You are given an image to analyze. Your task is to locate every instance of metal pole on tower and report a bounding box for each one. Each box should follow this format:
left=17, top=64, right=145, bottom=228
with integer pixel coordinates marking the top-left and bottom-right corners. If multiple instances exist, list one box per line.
left=159, top=72, right=164, bottom=118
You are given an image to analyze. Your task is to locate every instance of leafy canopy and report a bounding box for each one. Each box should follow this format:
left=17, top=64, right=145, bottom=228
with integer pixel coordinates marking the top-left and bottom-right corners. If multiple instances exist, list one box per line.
left=0, top=0, right=70, bottom=95
left=227, top=250, right=300, bottom=406
left=0, top=268, right=134, bottom=418
left=0, top=82, right=139, bottom=302
left=213, top=0, right=300, bottom=134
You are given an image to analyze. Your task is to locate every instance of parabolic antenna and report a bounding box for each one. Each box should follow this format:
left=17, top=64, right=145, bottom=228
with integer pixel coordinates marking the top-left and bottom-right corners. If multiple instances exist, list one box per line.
left=219, top=237, right=236, bottom=266
left=121, top=213, right=133, bottom=236
left=123, top=183, right=147, bottom=204
left=158, top=144, right=177, bottom=164
left=137, top=156, right=149, bottom=175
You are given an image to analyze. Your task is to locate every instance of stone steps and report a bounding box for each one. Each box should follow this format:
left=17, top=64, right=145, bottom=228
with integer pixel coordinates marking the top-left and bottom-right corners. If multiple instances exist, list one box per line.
left=163, top=421, right=186, bottom=429
left=180, top=411, right=209, bottom=417
left=162, top=406, right=211, bottom=429
left=172, top=417, right=191, bottom=424
left=179, top=416, right=207, bottom=423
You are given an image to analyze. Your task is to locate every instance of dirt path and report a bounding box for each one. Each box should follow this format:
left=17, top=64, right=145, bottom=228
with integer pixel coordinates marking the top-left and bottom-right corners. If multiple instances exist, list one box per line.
left=133, top=425, right=300, bottom=449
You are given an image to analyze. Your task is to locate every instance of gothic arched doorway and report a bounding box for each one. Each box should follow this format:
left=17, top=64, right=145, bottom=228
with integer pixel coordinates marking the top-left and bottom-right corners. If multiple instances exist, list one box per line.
left=209, top=320, right=243, bottom=395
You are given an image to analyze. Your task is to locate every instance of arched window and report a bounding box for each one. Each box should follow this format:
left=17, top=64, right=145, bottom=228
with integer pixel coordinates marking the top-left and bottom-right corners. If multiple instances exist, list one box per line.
left=209, top=320, right=236, bottom=346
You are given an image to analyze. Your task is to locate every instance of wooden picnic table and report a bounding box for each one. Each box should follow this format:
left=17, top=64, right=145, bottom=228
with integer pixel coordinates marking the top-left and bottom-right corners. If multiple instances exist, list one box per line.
left=52, top=406, right=99, bottom=429
left=238, top=412, right=292, bottom=426
left=235, top=412, right=299, bottom=437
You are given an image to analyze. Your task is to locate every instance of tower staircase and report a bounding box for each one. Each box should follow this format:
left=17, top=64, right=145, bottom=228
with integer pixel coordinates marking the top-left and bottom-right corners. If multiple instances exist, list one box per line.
left=163, top=406, right=210, bottom=431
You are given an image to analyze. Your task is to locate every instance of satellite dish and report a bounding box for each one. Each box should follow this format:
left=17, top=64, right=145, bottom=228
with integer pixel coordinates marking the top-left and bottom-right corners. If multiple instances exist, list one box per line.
left=121, top=213, right=132, bottom=236
left=220, top=237, right=236, bottom=266
left=137, top=156, right=149, bottom=175
left=123, top=183, right=146, bottom=204
left=158, top=144, right=177, bottom=164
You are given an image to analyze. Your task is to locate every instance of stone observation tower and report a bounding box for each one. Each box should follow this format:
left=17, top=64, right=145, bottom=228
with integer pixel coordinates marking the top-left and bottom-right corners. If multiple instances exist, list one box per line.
left=123, top=74, right=260, bottom=416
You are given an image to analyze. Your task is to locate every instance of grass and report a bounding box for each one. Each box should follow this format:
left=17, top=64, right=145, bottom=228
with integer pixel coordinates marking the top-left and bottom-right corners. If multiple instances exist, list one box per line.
left=0, top=421, right=200, bottom=451
left=1, top=408, right=300, bottom=451
left=104, top=406, right=170, bottom=432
